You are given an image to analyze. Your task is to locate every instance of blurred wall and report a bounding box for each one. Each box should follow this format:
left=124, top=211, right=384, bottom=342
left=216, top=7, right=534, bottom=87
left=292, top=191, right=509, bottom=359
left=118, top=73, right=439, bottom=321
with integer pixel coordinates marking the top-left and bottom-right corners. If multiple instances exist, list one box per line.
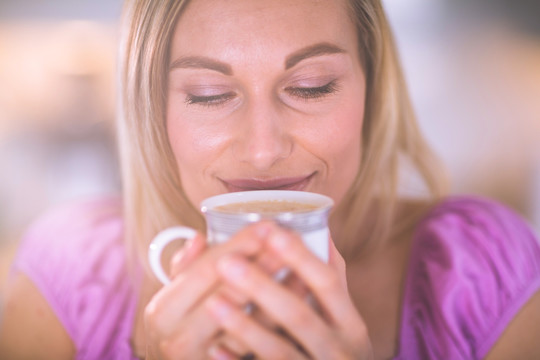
left=0, top=1, right=123, bottom=295
left=0, top=0, right=122, bottom=21
left=383, top=0, right=540, bottom=231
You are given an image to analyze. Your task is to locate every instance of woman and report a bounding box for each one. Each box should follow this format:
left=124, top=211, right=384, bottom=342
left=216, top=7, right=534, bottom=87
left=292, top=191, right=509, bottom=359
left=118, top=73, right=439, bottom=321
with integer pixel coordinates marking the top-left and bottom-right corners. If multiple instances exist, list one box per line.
left=1, top=0, right=539, bottom=359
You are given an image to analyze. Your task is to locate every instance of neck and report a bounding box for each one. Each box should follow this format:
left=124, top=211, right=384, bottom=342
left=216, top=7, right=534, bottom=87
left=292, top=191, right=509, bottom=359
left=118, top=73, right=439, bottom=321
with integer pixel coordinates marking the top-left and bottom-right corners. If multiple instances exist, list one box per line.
left=330, top=196, right=435, bottom=263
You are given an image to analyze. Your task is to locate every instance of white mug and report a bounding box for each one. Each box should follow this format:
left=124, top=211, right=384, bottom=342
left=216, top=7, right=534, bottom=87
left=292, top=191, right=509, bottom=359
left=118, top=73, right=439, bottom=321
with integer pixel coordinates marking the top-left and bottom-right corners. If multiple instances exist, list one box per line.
left=148, top=190, right=334, bottom=284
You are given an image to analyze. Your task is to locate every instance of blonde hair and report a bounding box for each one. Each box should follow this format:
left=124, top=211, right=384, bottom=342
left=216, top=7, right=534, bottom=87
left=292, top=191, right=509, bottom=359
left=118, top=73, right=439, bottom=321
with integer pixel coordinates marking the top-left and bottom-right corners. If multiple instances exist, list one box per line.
left=117, top=0, right=204, bottom=274
left=117, top=0, right=447, bottom=272
left=336, top=0, right=448, bottom=257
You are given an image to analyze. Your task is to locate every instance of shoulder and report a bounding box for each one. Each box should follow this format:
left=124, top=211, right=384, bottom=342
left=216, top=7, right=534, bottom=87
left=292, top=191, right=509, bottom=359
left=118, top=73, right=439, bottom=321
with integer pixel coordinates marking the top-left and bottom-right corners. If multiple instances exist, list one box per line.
left=419, top=195, right=536, bottom=235
left=20, top=196, right=124, bottom=250
left=414, top=196, right=540, bottom=270
left=399, top=196, right=540, bottom=360
left=0, top=273, right=75, bottom=359
left=9, top=197, right=140, bottom=358
left=12, top=197, right=127, bottom=290
left=483, top=289, right=540, bottom=359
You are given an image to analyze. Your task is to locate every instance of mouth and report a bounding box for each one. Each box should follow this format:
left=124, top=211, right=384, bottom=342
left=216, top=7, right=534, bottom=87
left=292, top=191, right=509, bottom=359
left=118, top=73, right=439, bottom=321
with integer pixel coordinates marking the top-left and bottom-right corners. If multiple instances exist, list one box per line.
left=220, top=172, right=316, bottom=192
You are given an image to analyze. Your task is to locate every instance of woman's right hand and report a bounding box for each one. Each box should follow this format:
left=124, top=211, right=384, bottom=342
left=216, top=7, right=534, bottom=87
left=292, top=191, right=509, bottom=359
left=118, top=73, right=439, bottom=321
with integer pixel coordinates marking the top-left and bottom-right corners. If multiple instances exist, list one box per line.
left=143, top=222, right=274, bottom=360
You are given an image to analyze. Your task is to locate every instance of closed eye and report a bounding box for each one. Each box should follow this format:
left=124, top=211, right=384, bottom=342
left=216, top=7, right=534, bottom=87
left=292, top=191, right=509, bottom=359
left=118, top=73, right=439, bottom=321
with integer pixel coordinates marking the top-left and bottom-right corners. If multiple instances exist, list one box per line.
left=285, top=80, right=339, bottom=100
left=185, top=92, right=236, bottom=107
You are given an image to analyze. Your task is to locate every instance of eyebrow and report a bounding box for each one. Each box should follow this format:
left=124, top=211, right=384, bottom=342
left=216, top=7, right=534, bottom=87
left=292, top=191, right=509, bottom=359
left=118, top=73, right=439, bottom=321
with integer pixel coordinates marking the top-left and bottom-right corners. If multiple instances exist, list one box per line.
left=285, top=42, right=346, bottom=69
left=169, top=56, right=233, bottom=75
left=169, top=42, right=346, bottom=75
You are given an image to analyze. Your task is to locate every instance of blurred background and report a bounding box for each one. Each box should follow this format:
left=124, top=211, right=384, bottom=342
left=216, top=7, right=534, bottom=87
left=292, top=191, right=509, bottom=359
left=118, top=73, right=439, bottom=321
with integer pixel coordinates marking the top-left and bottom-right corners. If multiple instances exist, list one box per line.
left=0, top=0, right=539, bottom=299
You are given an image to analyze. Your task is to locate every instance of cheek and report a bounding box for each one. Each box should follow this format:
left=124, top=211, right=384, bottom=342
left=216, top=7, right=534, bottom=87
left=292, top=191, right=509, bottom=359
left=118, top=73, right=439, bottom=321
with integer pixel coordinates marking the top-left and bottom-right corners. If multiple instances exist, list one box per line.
left=326, top=121, right=362, bottom=183
left=324, top=100, right=363, bottom=163
left=166, top=111, right=232, bottom=205
left=316, top=99, right=364, bottom=199
left=167, top=111, right=228, bottom=169
left=167, top=118, right=196, bottom=169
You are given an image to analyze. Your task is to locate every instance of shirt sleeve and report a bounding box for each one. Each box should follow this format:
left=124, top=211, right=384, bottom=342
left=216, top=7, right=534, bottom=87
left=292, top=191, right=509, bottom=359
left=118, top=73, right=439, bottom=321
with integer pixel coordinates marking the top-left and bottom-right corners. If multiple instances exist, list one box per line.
left=398, top=196, right=540, bottom=360
left=9, top=198, right=139, bottom=359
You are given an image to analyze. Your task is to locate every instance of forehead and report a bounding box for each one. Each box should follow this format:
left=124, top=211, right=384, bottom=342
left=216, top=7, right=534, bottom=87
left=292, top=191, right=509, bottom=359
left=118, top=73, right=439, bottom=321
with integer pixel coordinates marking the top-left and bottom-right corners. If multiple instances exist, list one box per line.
left=171, top=0, right=358, bottom=59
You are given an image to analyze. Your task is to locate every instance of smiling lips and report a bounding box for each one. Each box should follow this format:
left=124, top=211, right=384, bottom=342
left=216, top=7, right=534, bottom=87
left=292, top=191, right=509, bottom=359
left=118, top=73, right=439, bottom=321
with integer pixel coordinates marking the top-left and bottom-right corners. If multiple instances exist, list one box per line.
left=221, top=173, right=315, bottom=192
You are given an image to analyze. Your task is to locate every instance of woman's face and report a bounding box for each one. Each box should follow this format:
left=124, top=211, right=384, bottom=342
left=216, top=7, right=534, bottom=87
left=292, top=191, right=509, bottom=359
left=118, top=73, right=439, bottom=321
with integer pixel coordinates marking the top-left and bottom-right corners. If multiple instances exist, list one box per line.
left=167, top=0, right=366, bottom=209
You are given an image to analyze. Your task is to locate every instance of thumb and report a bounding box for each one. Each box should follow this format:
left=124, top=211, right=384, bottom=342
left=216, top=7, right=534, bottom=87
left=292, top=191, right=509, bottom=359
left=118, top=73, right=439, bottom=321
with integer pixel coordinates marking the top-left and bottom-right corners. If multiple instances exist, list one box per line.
left=328, top=236, right=348, bottom=291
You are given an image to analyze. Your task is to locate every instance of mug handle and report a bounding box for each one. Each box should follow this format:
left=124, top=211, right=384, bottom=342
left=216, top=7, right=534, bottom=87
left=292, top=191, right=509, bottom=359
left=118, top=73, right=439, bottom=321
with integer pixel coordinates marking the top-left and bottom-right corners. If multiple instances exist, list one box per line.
left=148, top=226, right=197, bottom=285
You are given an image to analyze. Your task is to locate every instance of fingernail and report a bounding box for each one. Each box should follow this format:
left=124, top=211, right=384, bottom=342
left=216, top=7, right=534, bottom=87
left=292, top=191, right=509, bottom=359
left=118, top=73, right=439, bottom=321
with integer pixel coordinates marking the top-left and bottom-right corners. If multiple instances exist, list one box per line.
left=170, top=238, right=195, bottom=269
left=170, top=249, right=185, bottom=266
left=207, top=296, right=232, bottom=321
left=218, top=256, right=246, bottom=281
left=255, top=221, right=273, bottom=238
left=269, top=230, right=290, bottom=251
left=209, top=345, right=233, bottom=360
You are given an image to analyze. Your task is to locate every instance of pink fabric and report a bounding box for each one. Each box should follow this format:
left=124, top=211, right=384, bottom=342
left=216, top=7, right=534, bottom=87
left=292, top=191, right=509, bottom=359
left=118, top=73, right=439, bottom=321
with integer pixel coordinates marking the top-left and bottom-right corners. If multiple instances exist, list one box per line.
left=394, top=197, right=540, bottom=359
left=10, top=196, right=540, bottom=359
left=11, top=198, right=140, bottom=360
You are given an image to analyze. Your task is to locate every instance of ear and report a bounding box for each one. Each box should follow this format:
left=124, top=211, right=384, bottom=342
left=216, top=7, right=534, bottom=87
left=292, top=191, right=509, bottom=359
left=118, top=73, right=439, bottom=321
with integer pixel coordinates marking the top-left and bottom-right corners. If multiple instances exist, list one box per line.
left=328, top=236, right=348, bottom=291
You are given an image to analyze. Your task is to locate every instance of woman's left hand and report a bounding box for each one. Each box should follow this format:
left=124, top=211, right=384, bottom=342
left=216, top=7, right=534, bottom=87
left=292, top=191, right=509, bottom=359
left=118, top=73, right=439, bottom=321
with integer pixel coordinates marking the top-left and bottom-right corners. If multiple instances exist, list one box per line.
left=206, top=226, right=375, bottom=359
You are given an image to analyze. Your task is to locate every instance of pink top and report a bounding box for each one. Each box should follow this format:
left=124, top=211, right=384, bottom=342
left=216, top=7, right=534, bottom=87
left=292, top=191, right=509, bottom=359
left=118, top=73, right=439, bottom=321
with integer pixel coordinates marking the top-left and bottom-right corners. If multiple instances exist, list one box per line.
left=11, top=196, right=540, bottom=359
left=394, top=197, right=540, bottom=359
left=11, top=198, right=140, bottom=360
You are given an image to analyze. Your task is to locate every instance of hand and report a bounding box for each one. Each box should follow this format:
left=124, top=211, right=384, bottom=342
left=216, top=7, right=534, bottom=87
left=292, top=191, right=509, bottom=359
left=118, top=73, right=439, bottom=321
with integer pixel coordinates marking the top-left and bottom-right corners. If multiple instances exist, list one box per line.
left=207, top=227, right=374, bottom=359
left=143, top=223, right=273, bottom=360
left=164, top=223, right=309, bottom=360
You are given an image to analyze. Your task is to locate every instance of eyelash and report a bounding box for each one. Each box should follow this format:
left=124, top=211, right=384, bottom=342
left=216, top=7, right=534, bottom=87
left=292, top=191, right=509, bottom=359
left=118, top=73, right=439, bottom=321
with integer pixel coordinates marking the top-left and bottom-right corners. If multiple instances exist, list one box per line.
left=184, top=80, right=339, bottom=107
left=185, top=92, right=236, bottom=107
left=285, top=80, right=339, bottom=100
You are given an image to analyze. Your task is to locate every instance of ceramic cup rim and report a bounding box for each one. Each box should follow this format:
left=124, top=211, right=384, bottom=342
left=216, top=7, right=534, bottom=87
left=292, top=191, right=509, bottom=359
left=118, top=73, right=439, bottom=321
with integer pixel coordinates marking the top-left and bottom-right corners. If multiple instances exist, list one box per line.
left=200, top=190, right=334, bottom=221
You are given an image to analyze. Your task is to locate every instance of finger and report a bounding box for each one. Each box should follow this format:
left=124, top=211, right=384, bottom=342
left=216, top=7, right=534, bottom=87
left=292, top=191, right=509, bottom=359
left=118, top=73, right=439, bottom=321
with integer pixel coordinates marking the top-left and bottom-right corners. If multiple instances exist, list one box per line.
left=146, top=222, right=272, bottom=337
left=328, top=237, right=348, bottom=291
left=150, top=288, right=252, bottom=358
left=212, top=334, right=253, bottom=360
left=246, top=236, right=311, bottom=305
left=170, top=233, right=207, bottom=278
left=156, top=299, right=222, bottom=358
left=252, top=235, right=310, bottom=301
left=216, top=254, right=329, bottom=356
left=208, top=343, right=236, bottom=360
left=266, top=227, right=362, bottom=330
left=206, top=295, right=307, bottom=360
left=254, top=245, right=284, bottom=275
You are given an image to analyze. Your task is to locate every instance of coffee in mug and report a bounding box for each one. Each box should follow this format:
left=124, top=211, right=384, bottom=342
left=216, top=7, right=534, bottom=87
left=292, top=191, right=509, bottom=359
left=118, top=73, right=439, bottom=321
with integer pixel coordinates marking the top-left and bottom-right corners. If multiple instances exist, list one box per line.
left=215, top=200, right=319, bottom=214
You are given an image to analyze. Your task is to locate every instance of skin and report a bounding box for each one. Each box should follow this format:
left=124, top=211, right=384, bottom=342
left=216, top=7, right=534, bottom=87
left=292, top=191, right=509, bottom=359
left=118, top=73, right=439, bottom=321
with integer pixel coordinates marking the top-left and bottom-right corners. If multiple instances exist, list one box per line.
left=166, top=0, right=365, bottom=209
left=144, top=223, right=371, bottom=359
left=0, top=274, right=75, bottom=359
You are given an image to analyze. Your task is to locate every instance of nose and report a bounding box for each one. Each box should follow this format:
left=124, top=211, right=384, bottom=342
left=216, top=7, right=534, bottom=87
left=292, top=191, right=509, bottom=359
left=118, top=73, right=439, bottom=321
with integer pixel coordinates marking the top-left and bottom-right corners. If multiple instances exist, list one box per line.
left=232, top=100, right=293, bottom=170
